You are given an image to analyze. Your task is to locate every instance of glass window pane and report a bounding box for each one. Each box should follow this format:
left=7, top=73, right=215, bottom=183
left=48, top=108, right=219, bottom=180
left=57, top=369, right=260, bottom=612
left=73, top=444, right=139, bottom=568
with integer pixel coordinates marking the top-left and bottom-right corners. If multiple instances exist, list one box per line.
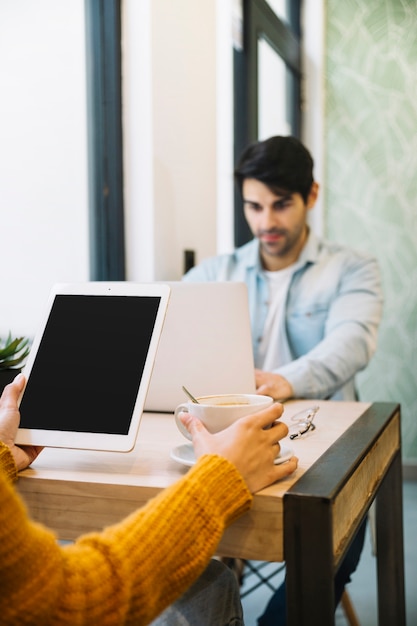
left=258, top=37, right=291, bottom=140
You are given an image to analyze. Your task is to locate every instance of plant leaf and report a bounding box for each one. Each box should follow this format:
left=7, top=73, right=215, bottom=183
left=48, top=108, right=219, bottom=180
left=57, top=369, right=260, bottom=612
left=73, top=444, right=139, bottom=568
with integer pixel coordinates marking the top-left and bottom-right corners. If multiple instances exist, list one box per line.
left=0, top=334, right=30, bottom=370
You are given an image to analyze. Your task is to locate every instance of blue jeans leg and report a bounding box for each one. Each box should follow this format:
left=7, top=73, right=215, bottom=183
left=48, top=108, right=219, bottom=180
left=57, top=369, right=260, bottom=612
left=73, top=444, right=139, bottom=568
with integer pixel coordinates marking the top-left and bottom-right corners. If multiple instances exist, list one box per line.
left=257, top=518, right=367, bottom=625
left=150, top=559, right=244, bottom=626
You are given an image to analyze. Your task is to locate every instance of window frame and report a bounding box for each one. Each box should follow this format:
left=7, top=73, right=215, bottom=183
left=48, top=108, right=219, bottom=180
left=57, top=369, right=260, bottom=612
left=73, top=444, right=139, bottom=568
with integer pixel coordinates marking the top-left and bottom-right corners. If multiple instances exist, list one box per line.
left=234, top=0, right=302, bottom=247
left=84, top=0, right=125, bottom=280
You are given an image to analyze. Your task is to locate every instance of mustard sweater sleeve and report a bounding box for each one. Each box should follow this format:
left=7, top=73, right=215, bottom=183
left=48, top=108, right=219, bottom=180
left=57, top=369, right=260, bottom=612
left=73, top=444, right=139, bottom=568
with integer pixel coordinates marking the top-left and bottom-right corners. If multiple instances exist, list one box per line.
left=0, top=443, right=252, bottom=626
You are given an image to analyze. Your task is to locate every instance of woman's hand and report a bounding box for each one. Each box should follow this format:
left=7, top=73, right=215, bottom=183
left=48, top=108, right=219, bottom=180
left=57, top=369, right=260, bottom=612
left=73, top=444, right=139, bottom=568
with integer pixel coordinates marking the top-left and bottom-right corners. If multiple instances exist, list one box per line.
left=0, top=374, right=43, bottom=471
left=179, top=402, right=298, bottom=493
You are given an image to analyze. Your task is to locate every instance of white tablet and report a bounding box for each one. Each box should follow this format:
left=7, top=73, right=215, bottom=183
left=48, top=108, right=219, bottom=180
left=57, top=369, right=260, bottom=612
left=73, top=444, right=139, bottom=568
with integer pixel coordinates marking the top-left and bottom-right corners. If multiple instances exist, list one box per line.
left=16, top=282, right=170, bottom=451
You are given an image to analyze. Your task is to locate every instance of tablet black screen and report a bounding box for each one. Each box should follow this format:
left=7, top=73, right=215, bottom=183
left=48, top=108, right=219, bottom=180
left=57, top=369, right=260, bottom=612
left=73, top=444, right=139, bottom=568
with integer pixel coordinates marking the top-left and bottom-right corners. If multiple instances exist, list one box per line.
left=20, top=294, right=161, bottom=434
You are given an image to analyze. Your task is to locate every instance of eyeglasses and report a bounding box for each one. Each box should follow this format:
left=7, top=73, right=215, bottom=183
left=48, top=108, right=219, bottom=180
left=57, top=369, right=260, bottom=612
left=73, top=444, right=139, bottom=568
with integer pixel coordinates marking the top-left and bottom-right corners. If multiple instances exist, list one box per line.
left=288, top=405, right=319, bottom=440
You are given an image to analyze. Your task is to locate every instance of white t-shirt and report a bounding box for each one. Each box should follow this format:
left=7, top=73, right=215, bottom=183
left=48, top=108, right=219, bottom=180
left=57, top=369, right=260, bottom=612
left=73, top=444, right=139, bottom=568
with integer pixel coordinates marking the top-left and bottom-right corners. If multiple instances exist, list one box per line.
left=256, top=266, right=294, bottom=371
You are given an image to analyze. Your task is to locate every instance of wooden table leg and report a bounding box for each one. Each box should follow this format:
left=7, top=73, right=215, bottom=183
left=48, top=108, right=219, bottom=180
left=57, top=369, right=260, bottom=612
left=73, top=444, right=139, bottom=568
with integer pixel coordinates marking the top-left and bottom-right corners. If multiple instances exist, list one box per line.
left=375, top=451, right=406, bottom=626
left=284, top=495, right=335, bottom=626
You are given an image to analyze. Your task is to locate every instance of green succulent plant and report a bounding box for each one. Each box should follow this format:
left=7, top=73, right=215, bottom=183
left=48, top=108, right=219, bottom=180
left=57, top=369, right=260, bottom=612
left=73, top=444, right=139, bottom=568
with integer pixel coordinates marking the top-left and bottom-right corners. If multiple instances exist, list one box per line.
left=0, top=333, right=30, bottom=371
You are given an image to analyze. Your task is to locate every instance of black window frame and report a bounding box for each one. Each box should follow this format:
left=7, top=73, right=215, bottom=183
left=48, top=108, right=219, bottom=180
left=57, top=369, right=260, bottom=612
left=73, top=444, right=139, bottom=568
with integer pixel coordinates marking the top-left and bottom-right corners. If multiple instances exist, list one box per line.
left=84, top=0, right=125, bottom=280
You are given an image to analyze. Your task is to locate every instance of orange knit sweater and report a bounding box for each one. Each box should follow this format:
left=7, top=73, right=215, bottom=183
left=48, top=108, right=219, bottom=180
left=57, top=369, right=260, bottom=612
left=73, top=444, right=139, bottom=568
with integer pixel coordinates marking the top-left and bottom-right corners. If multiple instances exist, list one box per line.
left=0, top=441, right=252, bottom=625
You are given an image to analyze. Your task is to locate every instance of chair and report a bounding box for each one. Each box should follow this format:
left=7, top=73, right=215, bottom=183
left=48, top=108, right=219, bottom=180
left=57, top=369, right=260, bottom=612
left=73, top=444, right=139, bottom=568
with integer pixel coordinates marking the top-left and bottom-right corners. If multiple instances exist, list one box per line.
left=223, top=558, right=361, bottom=626
left=340, top=589, right=361, bottom=626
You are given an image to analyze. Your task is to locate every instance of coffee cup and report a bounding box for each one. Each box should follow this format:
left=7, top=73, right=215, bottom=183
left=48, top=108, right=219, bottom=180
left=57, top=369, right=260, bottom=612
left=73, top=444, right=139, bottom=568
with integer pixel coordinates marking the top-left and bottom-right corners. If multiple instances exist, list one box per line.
left=174, top=393, right=273, bottom=440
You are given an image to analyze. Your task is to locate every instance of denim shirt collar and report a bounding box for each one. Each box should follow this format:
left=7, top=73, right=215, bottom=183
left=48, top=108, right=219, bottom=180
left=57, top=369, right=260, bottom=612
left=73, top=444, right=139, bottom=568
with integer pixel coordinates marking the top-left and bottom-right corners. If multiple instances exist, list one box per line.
left=296, top=228, right=320, bottom=268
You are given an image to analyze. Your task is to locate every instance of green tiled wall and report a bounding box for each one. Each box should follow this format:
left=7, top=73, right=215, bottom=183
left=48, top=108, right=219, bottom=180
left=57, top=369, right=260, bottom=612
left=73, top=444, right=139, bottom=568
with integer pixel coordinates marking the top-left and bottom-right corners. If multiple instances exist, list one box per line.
left=325, top=0, right=417, bottom=460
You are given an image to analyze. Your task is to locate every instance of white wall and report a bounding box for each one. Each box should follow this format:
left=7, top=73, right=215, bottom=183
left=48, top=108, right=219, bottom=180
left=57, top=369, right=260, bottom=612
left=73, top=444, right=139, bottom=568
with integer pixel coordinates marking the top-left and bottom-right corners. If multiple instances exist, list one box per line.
left=0, top=0, right=89, bottom=338
left=123, top=0, right=235, bottom=282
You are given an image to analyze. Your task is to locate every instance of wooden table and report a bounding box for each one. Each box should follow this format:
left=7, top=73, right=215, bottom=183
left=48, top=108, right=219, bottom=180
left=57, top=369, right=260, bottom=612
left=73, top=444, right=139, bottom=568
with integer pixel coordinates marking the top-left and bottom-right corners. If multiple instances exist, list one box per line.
left=16, top=400, right=405, bottom=626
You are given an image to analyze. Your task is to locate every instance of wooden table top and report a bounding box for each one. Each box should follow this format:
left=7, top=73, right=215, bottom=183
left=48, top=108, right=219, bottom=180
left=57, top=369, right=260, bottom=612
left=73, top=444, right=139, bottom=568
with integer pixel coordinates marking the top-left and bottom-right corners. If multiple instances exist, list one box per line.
left=16, top=399, right=371, bottom=560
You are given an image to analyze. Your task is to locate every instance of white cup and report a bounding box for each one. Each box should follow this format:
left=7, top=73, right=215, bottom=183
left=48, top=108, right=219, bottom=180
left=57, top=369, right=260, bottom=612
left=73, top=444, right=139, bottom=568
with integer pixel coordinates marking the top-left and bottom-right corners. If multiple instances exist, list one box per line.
left=174, top=393, right=274, bottom=440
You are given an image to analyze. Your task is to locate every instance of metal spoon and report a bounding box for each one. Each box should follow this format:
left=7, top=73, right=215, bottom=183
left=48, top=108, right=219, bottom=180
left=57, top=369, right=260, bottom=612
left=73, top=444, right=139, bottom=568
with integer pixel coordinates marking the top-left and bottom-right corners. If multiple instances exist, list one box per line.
left=182, top=385, right=200, bottom=403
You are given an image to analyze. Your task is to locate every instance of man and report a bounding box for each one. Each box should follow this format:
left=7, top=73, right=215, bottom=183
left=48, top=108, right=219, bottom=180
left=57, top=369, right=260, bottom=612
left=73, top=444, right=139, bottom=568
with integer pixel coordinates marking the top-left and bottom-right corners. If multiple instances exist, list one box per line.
left=184, top=135, right=383, bottom=624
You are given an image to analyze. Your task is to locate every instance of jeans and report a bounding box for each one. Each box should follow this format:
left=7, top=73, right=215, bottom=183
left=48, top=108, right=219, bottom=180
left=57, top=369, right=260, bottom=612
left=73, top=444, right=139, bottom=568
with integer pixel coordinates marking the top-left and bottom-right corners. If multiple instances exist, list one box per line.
left=257, top=518, right=367, bottom=625
left=150, top=559, right=244, bottom=626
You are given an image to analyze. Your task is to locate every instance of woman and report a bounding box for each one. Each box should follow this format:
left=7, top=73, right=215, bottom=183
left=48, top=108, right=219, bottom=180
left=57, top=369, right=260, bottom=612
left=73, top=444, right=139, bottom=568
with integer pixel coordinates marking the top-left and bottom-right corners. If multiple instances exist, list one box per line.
left=0, top=374, right=297, bottom=625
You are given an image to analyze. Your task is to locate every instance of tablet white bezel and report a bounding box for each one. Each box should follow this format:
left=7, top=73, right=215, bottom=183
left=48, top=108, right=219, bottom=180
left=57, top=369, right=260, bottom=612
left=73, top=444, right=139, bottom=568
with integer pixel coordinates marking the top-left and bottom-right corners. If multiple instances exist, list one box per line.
left=16, top=282, right=170, bottom=451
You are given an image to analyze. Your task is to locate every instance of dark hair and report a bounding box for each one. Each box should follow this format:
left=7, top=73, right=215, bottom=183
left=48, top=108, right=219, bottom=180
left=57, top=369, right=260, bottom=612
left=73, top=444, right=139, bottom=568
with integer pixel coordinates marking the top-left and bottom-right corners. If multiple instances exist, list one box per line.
left=234, top=136, right=314, bottom=203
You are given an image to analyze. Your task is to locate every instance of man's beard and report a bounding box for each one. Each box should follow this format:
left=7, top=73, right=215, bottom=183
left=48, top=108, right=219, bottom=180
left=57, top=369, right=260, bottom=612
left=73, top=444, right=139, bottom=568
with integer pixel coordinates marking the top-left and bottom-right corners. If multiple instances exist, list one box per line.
left=257, top=229, right=290, bottom=257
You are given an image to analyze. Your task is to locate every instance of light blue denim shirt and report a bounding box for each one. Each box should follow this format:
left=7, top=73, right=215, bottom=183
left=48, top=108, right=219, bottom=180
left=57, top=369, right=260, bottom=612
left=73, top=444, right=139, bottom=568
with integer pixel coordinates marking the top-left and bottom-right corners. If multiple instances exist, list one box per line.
left=184, top=231, right=383, bottom=401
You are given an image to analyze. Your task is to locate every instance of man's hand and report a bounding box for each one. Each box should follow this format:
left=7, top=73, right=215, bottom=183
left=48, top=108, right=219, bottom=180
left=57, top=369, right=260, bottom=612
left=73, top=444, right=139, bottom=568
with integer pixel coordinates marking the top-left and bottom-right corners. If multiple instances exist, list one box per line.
left=179, top=403, right=298, bottom=493
left=0, top=374, right=43, bottom=471
left=255, top=369, right=294, bottom=401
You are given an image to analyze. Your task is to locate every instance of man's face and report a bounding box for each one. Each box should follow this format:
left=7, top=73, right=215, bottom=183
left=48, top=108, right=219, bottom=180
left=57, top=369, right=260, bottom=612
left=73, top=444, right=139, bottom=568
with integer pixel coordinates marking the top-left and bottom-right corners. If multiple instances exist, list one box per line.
left=242, top=178, right=318, bottom=271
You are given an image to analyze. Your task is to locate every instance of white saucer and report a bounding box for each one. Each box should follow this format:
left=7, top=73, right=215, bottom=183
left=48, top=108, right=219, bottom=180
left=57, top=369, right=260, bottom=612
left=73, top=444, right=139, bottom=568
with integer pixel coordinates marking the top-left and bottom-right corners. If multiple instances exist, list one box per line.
left=170, top=443, right=294, bottom=468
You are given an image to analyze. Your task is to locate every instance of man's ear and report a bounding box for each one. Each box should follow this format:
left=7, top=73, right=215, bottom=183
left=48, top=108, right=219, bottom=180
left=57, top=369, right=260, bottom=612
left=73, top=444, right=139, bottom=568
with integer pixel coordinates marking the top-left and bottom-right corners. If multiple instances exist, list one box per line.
left=307, top=181, right=319, bottom=209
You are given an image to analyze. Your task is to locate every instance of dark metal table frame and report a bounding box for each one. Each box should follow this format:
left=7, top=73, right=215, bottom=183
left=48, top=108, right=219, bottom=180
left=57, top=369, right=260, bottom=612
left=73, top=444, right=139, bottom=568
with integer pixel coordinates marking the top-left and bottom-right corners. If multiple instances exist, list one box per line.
left=284, top=402, right=406, bottom=626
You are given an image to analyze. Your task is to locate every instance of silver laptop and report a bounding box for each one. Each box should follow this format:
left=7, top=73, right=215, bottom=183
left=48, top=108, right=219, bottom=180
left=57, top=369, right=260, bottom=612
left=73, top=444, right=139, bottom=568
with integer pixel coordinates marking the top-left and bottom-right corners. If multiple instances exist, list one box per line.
left=144, top=282, right=256, bottom=413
